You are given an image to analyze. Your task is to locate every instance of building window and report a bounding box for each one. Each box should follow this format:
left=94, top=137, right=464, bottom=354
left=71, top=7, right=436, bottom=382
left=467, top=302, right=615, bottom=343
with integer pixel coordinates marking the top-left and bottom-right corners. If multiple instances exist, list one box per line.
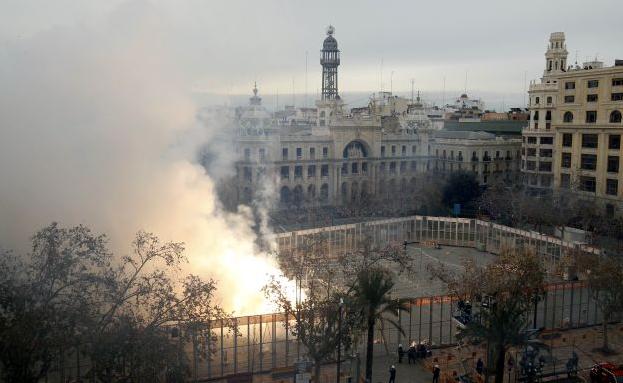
left=562, top=133, right=573, bottom=147
left=296, top=147, right=302, bottom=159
left=527, top=148, right=537, bottom=157
left=587, top=94, right=598, bottom=102
left=351, top=162, right=358, bottom=174
left=608, top=156, right=620, bottom=173
left=244, top=148, right=251, bottom=161
left=611, top=110, right=622, bottom=123
left=282, top=148, right=288, bottom=160
left=581, top=154, right=597, bottom=170
left=380, top=162, right=386, bottom=174
left=582, top=134, right=598, bottom=148
left=580, top=176, right=596, bottom=193
left=391, top=145, right=396, bottom=156
left=539, top=162, right=552, bottom=172
left=547, top=96, right=552, bottom=104
left=362, top=162, right=368, bottom=173
left=458, top=151, right=463, bottom=161
left=563, top=111, right=573, bottom=123
left=533, top=111, right=539, bottom=121
left=411, top=160, right=417, bottom=170
left=564, top=95, right=575, bottom=103
left=561, top=153, right=572, bottom=168
left=587, top=80, right=599, bottom=88
left=320, top=183, right=329, bottom=200
left=535, top=97, right=540, bottom=104
left=609, top=135, right=621, bottom=150
left=322, top=147, right=328, bottom=158
left=341, top=163, right=348, bottom=175
left=612, top=93, right=623, bottom=101
left=401, top=146, right=406, bottom=156
left=545, top=111, right=552, bottom=121
left=586, top=111, right=597, bottom=123
left=526, top=161, right=536, bottom=170
left=381, top=146, right=386, bottom=157
left=400, top=162, right=406, bottom=173
left=294, top=165, right=303, bottom=178
left=280, top=166, right=289, bottom=180
left=561, top=174, right=571, bottom=188
left=309, top=147, right=315, bottom=159
left=389, top=162, right=396, bottom=174
left=539, top=149, right=552, bottom=157
left=527, top=137, right=537, bottom=144
left=308, top=165, right=316, bottom=178
left=540, top=137, right=553, bottom=145
left=607, top=179, right=619, bottom=196
left=321, top=164, right=329, bottom=177
left=243, top=167, right=252, bottom=182
left=613, top=78, right=623, bottom=87
left=259, top=148, right=266, bottom=162
left=565, top=81, right=575, bottom=90
left=412, top=145, right=417, bottom=154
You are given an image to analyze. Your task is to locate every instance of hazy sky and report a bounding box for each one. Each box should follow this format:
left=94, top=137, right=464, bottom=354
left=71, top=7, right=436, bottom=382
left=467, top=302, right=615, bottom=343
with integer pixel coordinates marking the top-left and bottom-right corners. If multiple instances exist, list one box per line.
left=1, top=0, right=622, bottom=107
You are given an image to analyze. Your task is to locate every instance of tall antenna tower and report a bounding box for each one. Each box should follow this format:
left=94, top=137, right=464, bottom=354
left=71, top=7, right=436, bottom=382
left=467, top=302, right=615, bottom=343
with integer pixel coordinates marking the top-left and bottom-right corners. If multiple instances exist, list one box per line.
left=320, top=25, right=340, bottom=100
left=305, top=51, right=308, bottom=107
left=411, top=79, right=415, bottom=103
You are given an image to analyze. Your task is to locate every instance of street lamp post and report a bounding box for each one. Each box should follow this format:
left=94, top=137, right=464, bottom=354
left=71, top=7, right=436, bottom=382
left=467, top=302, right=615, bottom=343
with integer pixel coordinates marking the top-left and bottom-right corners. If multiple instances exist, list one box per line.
left=337, top=298, right=344, bottom=383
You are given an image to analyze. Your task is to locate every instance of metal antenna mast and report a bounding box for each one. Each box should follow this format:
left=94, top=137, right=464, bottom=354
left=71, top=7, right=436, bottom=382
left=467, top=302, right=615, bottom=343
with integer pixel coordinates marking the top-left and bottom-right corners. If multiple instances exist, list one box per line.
left=320, top=25, right=340, bottom=100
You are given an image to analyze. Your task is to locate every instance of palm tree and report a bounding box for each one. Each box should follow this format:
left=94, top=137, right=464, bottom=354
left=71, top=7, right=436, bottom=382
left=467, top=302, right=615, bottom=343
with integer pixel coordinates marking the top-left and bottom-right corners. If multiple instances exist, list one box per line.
left=349, top=268, right=408, bottom=383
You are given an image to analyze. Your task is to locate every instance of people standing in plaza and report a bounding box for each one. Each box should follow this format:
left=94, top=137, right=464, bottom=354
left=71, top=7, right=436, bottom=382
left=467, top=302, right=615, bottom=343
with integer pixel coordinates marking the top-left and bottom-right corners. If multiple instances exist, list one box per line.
left=389, top=365, right=397, bottom=383
left=398, top=344, right=404, bottom=363
left=408, top=343, right=416, bottom=364
left=432, top=364, right=441, bottom=383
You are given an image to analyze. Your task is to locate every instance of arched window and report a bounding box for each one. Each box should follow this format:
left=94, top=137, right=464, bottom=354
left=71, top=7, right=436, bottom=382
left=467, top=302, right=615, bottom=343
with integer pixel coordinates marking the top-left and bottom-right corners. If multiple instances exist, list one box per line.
left=320, top=184, right=329, bottom=201
left=533, top=111, right=539, bottom=121
left=293, top=185, right=303, bottom=206
left=341, top=182, right=348, bottom=204
left=343, top=141, right=368, bottom=158
left=280, top=186, right=291, bottom=205
left=547, top=96, right=552, bottom=104
left=545, top=111, right=552, bottom=121
left=563, top=111, right=574, bottom=123
left=307, top=184, right=316, bottom=198
left=351, top=182, right=358, bottom=202
left=610, top=110, right=622, bottom=123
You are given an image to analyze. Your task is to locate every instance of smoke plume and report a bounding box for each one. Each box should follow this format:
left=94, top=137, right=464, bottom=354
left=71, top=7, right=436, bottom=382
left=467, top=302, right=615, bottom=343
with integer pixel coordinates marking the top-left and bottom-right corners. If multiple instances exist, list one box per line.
left=0, top=1, right=288, bottom=314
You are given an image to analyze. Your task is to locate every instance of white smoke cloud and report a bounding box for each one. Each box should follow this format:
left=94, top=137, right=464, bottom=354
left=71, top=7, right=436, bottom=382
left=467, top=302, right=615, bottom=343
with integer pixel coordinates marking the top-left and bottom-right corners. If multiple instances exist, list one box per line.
left=0, top=0, right=289, bottom=315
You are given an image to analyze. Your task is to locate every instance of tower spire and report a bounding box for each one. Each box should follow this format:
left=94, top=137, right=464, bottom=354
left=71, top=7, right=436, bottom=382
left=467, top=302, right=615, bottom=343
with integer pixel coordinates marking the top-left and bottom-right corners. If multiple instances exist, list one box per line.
left=320, top=25, right=340, bottom=100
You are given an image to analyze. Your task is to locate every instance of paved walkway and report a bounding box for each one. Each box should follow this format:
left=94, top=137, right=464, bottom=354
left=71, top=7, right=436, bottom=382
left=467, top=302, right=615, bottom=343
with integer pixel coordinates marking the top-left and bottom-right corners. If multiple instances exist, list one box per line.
left=370, top=354, right=434, bottom=383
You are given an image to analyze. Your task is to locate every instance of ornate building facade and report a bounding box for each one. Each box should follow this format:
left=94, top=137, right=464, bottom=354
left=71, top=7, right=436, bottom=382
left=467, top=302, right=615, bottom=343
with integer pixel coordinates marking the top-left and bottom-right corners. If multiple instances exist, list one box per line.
left=230, top=27, right=521, bottom=210
left=522, top=32, right=623, bottom=212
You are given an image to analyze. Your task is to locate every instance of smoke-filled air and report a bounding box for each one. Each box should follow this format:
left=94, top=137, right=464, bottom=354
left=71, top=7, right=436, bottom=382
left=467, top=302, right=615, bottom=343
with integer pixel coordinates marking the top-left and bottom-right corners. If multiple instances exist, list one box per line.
left=0, top=1, right=292, bottom=315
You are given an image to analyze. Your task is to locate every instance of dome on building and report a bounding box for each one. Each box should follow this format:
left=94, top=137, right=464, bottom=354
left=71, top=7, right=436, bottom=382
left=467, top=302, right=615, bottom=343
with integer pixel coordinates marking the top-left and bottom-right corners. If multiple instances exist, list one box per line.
left=323, top=35, right=338, bottom=50
left=322, top=25, right=338, bottom=50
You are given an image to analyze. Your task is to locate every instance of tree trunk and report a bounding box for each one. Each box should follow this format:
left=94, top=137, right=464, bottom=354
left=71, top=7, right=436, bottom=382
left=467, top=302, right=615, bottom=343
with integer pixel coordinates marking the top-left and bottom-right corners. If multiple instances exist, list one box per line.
left=603, top=318, right=609, bottom=352
left=494, top=345, right=506, bottom=383
left=315, top=359, right=322, bottom=383
left=365, top=315, right=375, bottom=383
